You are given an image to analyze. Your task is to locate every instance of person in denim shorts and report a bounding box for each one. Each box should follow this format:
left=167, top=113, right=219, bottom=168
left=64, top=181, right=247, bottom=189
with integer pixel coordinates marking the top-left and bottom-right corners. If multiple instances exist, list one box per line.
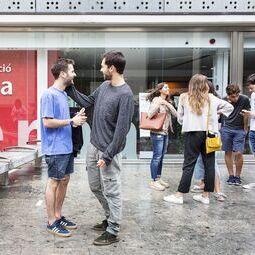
left=40, top=58, right=86, bottom=237
left=220, top=84, right=250, bottom=186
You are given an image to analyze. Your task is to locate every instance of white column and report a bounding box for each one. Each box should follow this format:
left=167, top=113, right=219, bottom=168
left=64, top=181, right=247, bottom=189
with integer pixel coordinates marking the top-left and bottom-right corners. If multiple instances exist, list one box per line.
left=37, top=50, right=48, bottom=140
left=192, top=48, right=201, bottom=75
left=213, top=49, right=229, bottom=98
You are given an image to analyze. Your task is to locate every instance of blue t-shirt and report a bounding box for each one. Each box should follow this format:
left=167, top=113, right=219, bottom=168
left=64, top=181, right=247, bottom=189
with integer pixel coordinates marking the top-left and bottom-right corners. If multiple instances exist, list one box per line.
left=40, top=86, right=73, bottom=155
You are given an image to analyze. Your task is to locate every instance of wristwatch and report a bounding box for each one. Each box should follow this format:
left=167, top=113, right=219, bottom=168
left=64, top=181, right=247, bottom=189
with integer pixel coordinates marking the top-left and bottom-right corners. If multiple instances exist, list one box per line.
left=69, top=119, right=74, bottom=126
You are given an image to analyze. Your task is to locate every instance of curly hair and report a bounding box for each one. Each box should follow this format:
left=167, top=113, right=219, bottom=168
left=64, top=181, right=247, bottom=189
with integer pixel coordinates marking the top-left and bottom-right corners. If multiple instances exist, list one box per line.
left=226, top=84, right=240, bottom=95
left=188, top=74, right=209, bottom=115
left=51, top=58, right=75, bottom=79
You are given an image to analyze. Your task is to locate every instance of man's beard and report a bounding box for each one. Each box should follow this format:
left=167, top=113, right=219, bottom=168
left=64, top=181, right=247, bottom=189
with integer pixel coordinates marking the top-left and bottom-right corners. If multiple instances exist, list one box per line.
left=64, top=78, right=74, bottom=86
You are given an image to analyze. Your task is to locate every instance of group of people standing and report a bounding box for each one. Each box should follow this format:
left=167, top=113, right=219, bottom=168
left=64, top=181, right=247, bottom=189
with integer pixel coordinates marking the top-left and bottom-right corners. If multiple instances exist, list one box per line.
left=147, top=73, right=255, bottom=205
left=40, top=50, right=255, bottom=246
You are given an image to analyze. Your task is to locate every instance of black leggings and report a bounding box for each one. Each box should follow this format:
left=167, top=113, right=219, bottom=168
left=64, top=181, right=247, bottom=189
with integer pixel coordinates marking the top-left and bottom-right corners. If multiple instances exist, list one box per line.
left=178, top=131, right=215, bottom=193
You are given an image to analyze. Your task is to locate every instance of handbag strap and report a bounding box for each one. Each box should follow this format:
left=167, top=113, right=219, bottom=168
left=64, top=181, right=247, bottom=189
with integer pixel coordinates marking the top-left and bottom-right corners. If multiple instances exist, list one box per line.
left=206, top=96, right=211, bottom=135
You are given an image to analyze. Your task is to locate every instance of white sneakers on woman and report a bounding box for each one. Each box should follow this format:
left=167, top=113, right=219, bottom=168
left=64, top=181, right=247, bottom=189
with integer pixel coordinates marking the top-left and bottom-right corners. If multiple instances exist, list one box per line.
left=243, top=183, right=255, bottom=189
left=158, top=179, right=170, bottom=188
left=149, top=180, right=165, bottom=191
left=149, top=179, right=170, bottom=191
left=192, top=194, right=210, bottom=204
left=163, top=194, right=183, bottom=204
left=163, top=193, right=210, bottom=204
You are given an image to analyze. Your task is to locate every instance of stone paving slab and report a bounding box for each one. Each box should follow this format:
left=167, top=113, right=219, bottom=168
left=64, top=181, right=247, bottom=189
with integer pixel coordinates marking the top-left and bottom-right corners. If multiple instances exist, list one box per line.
left=0, top=162, right=254, bottom=255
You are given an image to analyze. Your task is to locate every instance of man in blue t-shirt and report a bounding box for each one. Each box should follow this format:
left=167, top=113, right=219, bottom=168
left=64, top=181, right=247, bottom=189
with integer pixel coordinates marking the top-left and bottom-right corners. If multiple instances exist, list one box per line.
left=40, top=58, right=86, bottom=237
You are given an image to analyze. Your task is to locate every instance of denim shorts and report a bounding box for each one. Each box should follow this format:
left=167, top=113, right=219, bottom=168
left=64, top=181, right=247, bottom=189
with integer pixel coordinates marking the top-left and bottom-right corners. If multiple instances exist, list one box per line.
left=45, top=153, right=74, bottom=180
left=220, top=127, right=246, bottom=153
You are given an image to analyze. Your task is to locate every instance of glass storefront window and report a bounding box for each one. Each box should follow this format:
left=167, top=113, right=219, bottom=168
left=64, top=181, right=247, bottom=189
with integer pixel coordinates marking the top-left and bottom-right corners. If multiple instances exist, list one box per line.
left=0, top=31, right=230, bottom=156
left=244, top=32, right=255, bottom=94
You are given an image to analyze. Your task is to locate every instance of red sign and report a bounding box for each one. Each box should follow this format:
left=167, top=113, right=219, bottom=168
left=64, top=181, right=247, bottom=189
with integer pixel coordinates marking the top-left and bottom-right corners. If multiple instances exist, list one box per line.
left=48, top=50, right=61, bottom=86
left=0, top=50, right=37, bottom=150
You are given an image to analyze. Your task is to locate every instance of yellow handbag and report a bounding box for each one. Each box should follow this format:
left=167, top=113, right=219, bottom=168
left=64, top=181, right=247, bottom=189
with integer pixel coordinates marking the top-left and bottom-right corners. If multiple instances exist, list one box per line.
left=206, top=100, right=222, bottom=154
left=206, top=134, right=222, bottom=154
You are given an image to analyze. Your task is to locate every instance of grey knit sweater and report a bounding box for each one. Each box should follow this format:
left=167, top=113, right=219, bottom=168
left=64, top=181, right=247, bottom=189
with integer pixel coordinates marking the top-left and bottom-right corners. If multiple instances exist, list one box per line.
left=65, top=81, right=134, bottom=165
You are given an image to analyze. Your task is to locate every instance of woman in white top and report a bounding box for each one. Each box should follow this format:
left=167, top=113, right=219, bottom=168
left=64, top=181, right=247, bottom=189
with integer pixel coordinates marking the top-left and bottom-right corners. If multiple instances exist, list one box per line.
left=163, top=74, right=233, bottom=205
left=191, top=82, right=227, bottom=202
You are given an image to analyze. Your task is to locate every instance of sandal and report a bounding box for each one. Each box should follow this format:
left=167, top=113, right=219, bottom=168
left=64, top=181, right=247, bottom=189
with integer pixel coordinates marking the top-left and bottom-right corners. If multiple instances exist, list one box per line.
left=191, top=185, right=204, bottom=193
left=214, top=192, right=227, bottom=202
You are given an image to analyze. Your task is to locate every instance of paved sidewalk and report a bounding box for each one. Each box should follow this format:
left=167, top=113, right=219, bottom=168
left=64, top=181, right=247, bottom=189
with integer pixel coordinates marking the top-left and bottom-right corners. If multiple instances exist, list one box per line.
left=0, top=161, right=254, bottom=255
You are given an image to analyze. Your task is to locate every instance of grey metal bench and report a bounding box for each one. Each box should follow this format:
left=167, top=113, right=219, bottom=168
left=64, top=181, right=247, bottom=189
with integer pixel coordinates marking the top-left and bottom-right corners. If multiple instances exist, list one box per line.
left=0, top=143, right=43, bottom=186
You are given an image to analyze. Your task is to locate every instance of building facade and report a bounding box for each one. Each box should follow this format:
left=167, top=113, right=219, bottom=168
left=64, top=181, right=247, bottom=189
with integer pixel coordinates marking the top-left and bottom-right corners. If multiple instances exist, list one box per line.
left=0, top=0, right=255, bottom=158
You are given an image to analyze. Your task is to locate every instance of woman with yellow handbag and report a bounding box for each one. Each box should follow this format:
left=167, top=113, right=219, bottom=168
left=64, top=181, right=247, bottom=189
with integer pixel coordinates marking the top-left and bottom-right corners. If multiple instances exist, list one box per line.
left=163, top=74, right=233, bottom=205
left=191, top=82, right=227, bottom=202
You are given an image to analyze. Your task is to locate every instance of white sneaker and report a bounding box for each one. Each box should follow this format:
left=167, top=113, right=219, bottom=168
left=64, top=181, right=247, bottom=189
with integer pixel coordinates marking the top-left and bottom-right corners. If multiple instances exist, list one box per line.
left=163, top=194, right=183, bottom=204
left=149, top=181, right=165, bottom=191
left=193, top=194, right=210, bottom=204
left=243, top=183, right=255, bottom=189
left=158, top=179, right=170, bottom=188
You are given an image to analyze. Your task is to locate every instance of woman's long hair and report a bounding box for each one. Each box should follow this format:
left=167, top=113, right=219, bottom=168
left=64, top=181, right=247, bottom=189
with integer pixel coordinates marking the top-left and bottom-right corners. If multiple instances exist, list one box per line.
left=208, top=80, right=220, bottom=98
left=146, top=82, right=171, bottom=102
left=188, top=74, right=209, bottom=115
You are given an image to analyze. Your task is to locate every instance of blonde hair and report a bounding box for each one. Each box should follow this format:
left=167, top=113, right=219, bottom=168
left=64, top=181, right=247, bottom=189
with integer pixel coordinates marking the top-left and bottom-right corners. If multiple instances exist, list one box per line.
left=188, top=74, right=209, bottom=115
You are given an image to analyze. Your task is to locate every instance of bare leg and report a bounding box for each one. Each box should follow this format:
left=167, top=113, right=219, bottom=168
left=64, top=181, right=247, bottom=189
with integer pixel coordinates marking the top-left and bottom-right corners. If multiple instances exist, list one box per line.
left=176, top=191, right=184, bottom=197
left=234, top=152, right=243, bottom=177
left=45, top=178, right=60, bottom=225
left=55, top=175, right=70, bottom=220
left=225, top=151, right=234, bottom=176
left=199, top=179, right=205, bottom=189
left=214, top=174, right=221, bottom=193
left=202, top=191, right=209, bottom=198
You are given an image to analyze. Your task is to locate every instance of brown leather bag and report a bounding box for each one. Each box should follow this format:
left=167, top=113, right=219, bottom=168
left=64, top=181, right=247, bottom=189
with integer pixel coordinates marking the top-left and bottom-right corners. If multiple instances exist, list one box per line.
left=139, top=112, right=167, bottom=131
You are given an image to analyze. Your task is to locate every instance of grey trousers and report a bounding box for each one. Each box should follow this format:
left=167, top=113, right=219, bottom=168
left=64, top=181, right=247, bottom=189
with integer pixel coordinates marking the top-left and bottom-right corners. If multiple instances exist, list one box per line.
left=86, top=143, right=122, bottom=236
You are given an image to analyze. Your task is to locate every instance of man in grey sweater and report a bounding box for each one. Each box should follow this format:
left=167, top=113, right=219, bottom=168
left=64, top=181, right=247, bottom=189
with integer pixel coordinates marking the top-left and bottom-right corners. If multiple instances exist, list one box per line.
left=65, top=51, right=134, bottom=245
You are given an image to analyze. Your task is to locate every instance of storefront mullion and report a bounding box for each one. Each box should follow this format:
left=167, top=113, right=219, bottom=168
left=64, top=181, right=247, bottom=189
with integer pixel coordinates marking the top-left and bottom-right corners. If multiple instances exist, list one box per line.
left=230, top=32, right=244, bottom=91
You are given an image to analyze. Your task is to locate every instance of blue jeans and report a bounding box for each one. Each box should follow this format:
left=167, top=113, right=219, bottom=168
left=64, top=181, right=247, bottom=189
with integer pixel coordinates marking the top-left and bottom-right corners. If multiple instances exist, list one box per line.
left=249, top=130, right=255, bottom=154
left=194, top=153, right=220, bottom=180
left=150, top=133, right=169, bottom=180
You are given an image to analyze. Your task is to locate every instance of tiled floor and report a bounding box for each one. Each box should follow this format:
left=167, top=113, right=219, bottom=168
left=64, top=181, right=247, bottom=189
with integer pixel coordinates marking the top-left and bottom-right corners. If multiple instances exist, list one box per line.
left=0, top=161, right=254, bottom=255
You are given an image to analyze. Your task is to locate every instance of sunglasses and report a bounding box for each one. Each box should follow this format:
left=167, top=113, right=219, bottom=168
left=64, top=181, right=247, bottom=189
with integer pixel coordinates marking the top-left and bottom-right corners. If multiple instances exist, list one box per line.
left=161, top=85, right=169, bottom=91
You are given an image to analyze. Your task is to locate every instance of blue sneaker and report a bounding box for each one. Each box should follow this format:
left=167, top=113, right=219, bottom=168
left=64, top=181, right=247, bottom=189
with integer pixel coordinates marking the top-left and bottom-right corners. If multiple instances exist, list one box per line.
left=235, top=176, right=242, bottom=186
left=47, top=220, right=71, bottom=237
left=58, top=216, right=77, bottom=230
left=227, top=175, right=236, bottom=185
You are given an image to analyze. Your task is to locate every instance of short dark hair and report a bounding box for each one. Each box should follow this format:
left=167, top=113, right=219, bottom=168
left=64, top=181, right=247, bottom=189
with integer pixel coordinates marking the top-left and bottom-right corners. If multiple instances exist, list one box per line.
left=226, top=84, right=241, bottom=95
left=51, top=58, right=75, bottom=79
left=247, top=74, right=255, bottom=86
left=103, top=51, right=126, bottom=74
